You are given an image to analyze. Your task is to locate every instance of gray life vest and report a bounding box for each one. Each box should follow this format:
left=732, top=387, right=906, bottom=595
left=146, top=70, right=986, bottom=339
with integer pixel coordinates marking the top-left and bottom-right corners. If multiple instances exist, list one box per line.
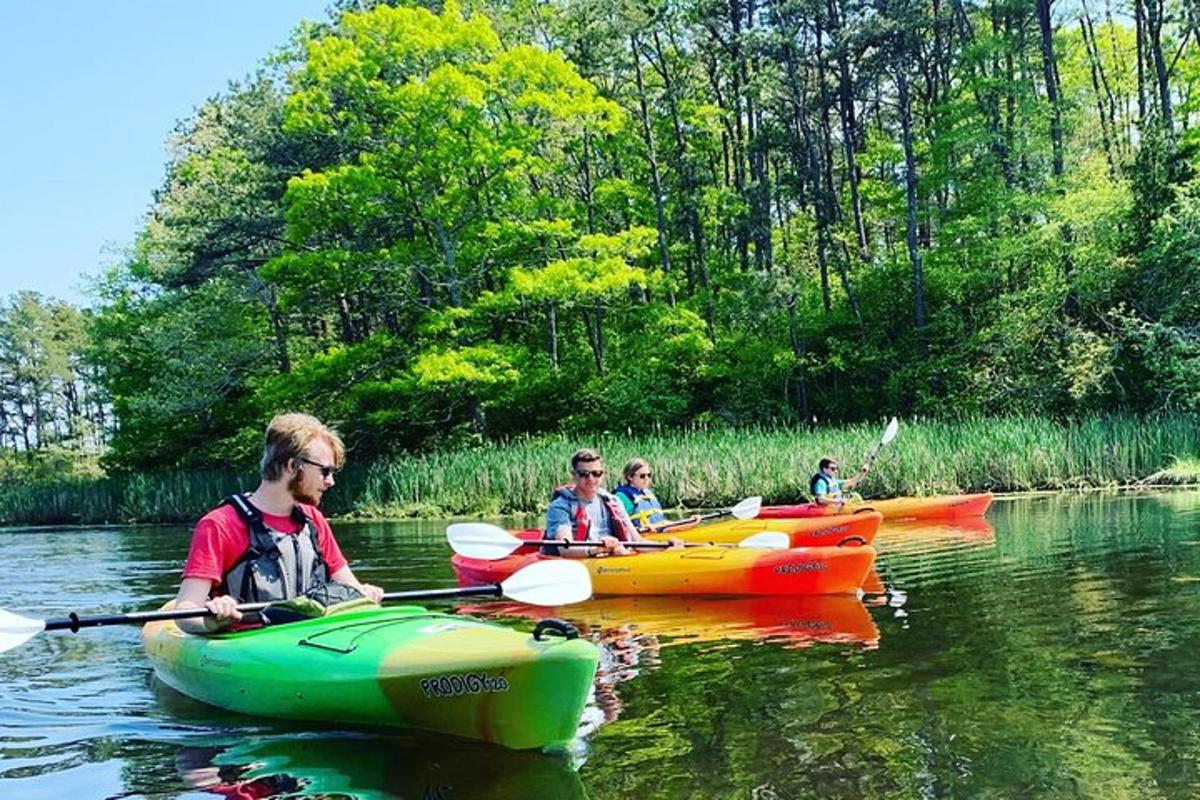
left=219, top=493, right=330, bottom=604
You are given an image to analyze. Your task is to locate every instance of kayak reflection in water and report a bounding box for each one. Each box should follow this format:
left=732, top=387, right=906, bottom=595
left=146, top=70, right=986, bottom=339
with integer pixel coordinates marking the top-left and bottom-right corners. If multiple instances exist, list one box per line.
left=612, top=457, right=702, bottom=533
left=543, top=448, right=684, bottom=557
left=176, top=745, right=305, bottom=799
left=810, top=456, right=871, bottom=509
left=173, top=413, right=385, bottom=634
left=578, top=625, right=663, bottom=734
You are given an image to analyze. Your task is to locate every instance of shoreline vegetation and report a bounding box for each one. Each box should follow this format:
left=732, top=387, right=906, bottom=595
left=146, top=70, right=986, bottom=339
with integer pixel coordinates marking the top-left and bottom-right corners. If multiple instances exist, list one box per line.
left=1, top=414, right=1197, bottom=527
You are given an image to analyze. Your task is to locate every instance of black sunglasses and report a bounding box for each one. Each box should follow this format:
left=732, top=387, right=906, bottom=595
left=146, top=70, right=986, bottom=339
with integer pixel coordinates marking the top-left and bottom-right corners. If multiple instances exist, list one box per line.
left=575, top=469, right=605, bottom=479
left=636, top=471, right=652, bottom=478
left=300, top=457, right=336, bottom=478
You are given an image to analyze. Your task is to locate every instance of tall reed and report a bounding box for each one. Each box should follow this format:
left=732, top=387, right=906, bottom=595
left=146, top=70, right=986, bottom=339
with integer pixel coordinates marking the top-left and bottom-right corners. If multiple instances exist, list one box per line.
left=1, top=414, right=1196, bottom=525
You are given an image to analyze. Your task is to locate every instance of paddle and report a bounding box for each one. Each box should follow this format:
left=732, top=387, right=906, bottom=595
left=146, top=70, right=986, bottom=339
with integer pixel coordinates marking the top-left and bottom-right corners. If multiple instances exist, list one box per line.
left=657, top=495, right=763, bottom=531
left=447, top=522, right=789, bottom=561
left=0, top=560, right=592, bottom=655
left=863, top=417, right=900, bottom=470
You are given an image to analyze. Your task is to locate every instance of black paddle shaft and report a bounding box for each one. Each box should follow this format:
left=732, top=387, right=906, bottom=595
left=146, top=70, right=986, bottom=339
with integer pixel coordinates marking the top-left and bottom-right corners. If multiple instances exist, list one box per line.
left=41, top=585, right=505, bottom=633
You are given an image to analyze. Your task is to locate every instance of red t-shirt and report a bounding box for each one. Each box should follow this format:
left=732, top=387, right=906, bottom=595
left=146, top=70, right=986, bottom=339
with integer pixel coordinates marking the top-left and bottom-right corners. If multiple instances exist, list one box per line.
left=182, top=501, right=349, bottom=590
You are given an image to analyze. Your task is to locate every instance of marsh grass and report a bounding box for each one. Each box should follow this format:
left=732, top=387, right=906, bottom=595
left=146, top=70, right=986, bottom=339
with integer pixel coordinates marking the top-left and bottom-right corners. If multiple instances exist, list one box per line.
left=1, top=414, right=1196, bottom=525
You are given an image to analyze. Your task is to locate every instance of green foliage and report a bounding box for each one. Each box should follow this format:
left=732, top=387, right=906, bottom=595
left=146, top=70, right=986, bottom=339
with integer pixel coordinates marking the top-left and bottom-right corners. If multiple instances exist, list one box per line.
left=4, top=414, right=1197, bottom=524
left=47, top=0, right=1200, bottom=477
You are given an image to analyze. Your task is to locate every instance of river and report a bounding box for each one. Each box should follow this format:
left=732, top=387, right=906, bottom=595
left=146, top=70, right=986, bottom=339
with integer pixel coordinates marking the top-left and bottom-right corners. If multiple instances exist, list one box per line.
left=2, top=490, right=1199, bottom=798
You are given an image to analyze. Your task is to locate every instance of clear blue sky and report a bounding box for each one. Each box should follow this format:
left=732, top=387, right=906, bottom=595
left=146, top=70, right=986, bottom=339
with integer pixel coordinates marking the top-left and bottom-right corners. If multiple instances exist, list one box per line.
left=0, top=2, right=333, bottom=308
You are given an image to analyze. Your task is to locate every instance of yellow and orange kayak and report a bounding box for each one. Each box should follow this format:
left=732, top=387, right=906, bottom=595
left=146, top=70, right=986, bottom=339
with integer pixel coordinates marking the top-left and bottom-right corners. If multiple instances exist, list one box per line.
left=451, top=545, right=876, bottom=596
left=759, top=492, right=994, bottom=522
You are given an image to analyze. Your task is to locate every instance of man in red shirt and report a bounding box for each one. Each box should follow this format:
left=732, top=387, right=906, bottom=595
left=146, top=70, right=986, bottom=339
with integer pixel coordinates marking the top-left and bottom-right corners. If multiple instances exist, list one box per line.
left=174, top=413, right=383, bottom=634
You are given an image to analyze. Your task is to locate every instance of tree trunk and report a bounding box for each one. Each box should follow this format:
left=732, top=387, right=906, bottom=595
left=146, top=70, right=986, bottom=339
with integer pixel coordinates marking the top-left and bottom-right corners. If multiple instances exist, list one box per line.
left=897, top=66, right=928, bottom=357
left=1079, top=9, right=1117, bottom=173
left=650, top=31, right=712, bottom=331
left=1143, top=0, right=1174, bottom=131
left=826, top=0, right=870, bottom=259
left=581, top=305, right=605, bottom=376
left=1036, top=0, right=1065, bottom=177
left=547, top=302, right=559, bottom=370
left=631, top=34, right=674, bottom=300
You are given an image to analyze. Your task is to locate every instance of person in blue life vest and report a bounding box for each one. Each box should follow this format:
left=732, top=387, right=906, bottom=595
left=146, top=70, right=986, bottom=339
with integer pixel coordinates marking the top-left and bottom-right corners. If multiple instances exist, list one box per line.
left=612, top=458, right=701, bottom=534
left=810, top=456, right=871, bottom=508
left=544, top=449, right=683, bottom=556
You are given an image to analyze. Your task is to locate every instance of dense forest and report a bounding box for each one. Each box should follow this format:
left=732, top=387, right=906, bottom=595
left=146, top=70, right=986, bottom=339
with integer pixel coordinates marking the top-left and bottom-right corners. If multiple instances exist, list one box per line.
left=4, top=0, right=1199, bottom=475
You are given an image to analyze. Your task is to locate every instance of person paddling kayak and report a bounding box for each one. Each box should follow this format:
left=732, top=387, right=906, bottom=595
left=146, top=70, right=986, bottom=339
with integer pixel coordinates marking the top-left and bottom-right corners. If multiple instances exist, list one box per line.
left=810, top=457, right=871, bottom=509
left=612, top=458, right=700, bottom=533
left=544, top=449, right=683, bottom=556
left=173, top=413, right=384, bottom=634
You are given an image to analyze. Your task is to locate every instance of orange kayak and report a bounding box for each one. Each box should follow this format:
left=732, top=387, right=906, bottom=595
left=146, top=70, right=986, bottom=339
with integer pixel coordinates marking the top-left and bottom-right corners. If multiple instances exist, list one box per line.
left=759, top=492, right=994, bottom=522
left=461, top=594, right=880, bottom=649
left=451, top=545, right=876, bottom=596
left=647, top=511, right=883, bottom=547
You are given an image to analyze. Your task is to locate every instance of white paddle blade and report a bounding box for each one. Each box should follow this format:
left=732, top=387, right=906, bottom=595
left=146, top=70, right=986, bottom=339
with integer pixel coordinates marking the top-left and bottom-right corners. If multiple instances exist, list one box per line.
left=729, top=496, right=763, bottom=520
left=446, top=522, right=523, bottom=560
left=501, top=560, right=593, bottom=606
left=0, top=608, right=46, bottom=653
left=737, top=531, right=789, bottom=549
left=881, top=417, right=900, bottom=446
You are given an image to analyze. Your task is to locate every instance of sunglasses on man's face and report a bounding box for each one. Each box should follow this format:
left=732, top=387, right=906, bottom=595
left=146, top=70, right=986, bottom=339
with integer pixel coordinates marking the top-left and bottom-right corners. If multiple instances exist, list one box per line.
left=300, top=457, right=337, bottom=479
left=575, top=469, right=605, bottom=479
left=828, top=465, right=840, bottom=472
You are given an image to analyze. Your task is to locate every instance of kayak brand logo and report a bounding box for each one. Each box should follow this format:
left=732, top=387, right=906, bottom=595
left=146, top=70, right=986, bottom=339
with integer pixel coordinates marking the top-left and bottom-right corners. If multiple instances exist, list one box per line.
left=773, top=562, right=828, bottom=574
left=807, top=524, right=848, bottom=536
left=594, top=565, right=632, bottom=574
left=420, top=672, right=510, bottom=699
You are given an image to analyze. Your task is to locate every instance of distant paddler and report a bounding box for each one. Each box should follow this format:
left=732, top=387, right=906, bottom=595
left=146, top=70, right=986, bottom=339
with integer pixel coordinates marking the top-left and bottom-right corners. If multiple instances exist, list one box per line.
left=810, top=457, right=871, bottom=509
left=810, top=417, right=900, bottom=510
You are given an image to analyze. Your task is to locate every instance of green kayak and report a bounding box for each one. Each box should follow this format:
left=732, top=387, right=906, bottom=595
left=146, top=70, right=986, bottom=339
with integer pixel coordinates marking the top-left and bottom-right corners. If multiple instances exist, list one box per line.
left=142, top=604, right=599, bottom=751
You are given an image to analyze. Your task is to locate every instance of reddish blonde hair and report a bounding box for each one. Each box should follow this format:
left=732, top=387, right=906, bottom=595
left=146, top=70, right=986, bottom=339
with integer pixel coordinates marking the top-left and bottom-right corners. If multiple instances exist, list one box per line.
left=260, top=413, right=345, bottom=480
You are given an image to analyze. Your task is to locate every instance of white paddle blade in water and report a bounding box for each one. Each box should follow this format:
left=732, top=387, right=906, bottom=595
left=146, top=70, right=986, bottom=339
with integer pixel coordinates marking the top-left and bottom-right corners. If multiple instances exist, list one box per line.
left=729, top=496, right=763, bottom=520
left=501, top=560, right=593, bottom=606
left=736, top=531, right=789, bottom=549
left=446, top=522, right=525, bottom=560
left=0, top=608, right=46, bottom=653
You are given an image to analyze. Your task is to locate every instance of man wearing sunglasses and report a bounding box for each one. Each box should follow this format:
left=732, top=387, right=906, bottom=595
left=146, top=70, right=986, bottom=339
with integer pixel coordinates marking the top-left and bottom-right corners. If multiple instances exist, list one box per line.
left=544, top=448, right=666, bottom=557
left=810, top=456, right=870, bottom=508
left=173, top=413, right=384, bottom=634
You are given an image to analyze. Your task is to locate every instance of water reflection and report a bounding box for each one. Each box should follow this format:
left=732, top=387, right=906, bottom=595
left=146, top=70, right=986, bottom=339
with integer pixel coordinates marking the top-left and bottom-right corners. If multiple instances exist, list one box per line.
left=170, top=734, right=587, bottom=799
left=6, top=492, right=1200, bottom=797
left=461, top=594, right=880, bottom=651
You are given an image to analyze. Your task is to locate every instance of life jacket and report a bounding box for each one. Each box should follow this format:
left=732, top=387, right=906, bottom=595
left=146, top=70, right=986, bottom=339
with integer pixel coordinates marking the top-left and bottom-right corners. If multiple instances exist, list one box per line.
left=613, top=483, right=667, bottom=531
left=809, top=472, right=842, bottom=501
left=543, top=485, right=637, bottom=555
left=219, top=493, right=330, bottom=604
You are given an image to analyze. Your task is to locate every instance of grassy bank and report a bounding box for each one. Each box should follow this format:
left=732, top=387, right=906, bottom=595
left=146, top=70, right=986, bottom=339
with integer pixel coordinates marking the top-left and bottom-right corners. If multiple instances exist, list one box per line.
left=1, top=414, right=1197, bottom=526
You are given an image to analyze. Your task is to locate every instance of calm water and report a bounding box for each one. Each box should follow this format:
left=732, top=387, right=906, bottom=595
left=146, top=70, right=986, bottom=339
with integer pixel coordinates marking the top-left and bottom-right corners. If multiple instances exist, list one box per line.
left=2, top=491, right=1200, bottom=799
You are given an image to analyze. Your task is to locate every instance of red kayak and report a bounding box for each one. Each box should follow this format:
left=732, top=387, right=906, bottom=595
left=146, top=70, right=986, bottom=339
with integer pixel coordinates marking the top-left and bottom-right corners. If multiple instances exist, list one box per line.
left=758, top=492, right=994, bottom=522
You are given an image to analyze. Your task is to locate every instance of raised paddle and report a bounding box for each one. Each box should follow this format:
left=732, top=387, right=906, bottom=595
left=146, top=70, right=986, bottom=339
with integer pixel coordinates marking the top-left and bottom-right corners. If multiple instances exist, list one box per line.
left=657, top=495, right=763, bottom=531
left=0, top=560, right=592, bottom=655
left=446, top=522, right=789, bottom=561
left=864, top=417, right=900, bottom=469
